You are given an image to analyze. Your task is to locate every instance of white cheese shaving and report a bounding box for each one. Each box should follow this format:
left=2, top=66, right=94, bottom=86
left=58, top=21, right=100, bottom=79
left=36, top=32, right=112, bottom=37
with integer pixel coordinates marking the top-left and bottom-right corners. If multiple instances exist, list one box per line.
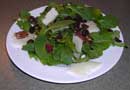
left=72, top=35, right=83, bottom=53
left=68, top=61, right=102, bottom=76
left=72, top=35, right=83, bottom=58
left=30, top=6, right=48, bottom=17
left=42, top=8, right=58, bottom=25
left=86, top=21, right=100, bottom=33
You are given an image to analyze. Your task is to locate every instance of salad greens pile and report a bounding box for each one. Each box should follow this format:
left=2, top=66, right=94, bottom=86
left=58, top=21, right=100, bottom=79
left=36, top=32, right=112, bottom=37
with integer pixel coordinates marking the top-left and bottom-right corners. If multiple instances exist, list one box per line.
left=16, top=3, right=126, bottom=65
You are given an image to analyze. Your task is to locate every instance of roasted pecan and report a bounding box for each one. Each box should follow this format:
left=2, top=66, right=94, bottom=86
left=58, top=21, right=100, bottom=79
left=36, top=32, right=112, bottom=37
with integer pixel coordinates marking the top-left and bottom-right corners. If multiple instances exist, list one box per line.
left=15, top=31, right=28, bottom=39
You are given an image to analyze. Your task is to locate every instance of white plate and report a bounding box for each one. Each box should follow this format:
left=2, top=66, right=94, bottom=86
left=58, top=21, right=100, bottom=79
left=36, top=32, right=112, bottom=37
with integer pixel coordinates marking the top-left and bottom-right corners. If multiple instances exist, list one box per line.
left=6, top=6, right=124, bottom=83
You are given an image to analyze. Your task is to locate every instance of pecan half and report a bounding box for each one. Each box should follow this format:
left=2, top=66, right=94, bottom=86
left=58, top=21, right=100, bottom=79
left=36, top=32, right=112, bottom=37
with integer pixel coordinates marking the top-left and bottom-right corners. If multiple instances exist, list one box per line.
left=15, top=31, right=28, bottom=39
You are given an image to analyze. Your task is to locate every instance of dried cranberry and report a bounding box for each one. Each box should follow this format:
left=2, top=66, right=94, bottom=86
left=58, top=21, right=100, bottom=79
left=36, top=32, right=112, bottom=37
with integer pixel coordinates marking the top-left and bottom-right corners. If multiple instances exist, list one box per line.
left=15, top=31, right=28, bottom=39
left=45, top=43, right=53, bottom=53
left=29, top=24, right=41, bottom=34
left=75, top=31, right=86, bottom=41
left=64, top=16, right=72, bottom=20
left=29, top=26, right=35, bottom=33
left=34, top=24, right=41, bottom=30
left=56, top=32, right=63, bottom=40
left=76, top=31, right=92, bottom=44
left=28, top=16, right=37, bottom=25
left=82, top=30, right=89, bottom=36
left=27, top=39, right=34, bottom=44
left=74, top=15, right=83, bottom=22
left=74, top=29, right=80, bottom=32
left=107, top=29, right=113, bottom=32
left=81, top=24, right=89, bottom=29
left=74, top=22, right=80, bottom=30
left=82, top=19, right=87, bottom=23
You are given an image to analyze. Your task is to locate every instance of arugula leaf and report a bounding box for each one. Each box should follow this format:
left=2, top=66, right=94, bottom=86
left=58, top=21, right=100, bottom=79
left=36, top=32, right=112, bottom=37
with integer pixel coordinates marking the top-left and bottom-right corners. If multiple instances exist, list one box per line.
left=19, top=10, right=30, bottom=19
left=17, top=20, right=31, bottom=31
left=82, top=31, right=120, bottom=59
left=22, top=43, right=39, bottom=60
left=35, top=30, right=74, bottom=65
left=113, top=42, right=126, bottom=47
left=112, top=30, right=126, bottom=47
left=45, top=20, right=75, bottom=33
left=60, top=7, right=76, bottom=17
left=112, top=30, right=120, bottom=38
left=53, top=44, right=73, bottom=65
left=28, top=51, right=39, bottom=60
left=48, top=2, right=64, bottom=12
left=34, top=32, right=62, bottom=65
left=63, top=30, right=75, bottom=51
left=82, top=30, right=123, bottom=59
left=79, top=7, right=102, bottom=20
left=55, top=4, right=77, bottom=18
left=91, top=31, right=113, bottom=43
left=22, top=43, right=35, bottom=52
left=17, top=10, right=31, bottom=31
left=91, top=31, right=121, bottom=48
left=69, top=5, right=102, bottom=20
left=60, top=48, right=73, bottom=64
left=98, top=15, right=118, bottom=29
left=34, top=33, right=51, bottom=64
left=48, top=20, right=75, bottom=30
left=69, top=4, right=118, bottom=30
left=82, top=43, right=103, bottom=59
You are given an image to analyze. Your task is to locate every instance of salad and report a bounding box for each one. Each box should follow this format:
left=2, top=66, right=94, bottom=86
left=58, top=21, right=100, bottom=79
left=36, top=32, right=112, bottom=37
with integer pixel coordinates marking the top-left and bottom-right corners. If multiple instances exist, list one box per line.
left=15, top=3, right=126, bottom=66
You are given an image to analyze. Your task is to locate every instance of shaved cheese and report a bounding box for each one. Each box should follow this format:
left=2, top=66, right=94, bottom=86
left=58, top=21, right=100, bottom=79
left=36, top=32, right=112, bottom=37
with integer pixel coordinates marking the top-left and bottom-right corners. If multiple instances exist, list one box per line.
left=68, top=61, right=102, bottom=76
left=42, top=8, right=58, bottom=25
left=86, top=21, right=100, bottom=33
left=73, top=35, right=83, bottom=53
left=31, top=6, right=47, bottom=17
left=11, top=33, right=36, bottom=49
left=72, top=35, right=83, bottom=58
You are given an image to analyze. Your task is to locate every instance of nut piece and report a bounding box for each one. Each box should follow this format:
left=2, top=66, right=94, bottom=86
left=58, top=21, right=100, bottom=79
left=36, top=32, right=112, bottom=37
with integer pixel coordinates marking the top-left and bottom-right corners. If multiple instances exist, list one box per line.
left=15, top=31, right=28, bottom=39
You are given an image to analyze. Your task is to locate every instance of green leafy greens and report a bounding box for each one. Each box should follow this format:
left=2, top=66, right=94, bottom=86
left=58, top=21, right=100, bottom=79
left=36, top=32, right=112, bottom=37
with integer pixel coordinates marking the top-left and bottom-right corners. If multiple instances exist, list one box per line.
left=16, top=3, right=125, bottom=66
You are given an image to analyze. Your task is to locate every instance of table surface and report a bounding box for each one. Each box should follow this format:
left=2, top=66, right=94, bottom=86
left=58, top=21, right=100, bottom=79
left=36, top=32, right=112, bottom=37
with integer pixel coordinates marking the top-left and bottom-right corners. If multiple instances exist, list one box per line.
left=0, top=0, right=130, bottom=90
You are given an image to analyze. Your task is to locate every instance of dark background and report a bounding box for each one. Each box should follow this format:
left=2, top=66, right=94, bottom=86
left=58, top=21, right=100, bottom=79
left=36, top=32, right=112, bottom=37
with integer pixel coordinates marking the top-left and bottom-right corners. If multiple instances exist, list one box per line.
left=0, top=0, right=130, bottom=90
